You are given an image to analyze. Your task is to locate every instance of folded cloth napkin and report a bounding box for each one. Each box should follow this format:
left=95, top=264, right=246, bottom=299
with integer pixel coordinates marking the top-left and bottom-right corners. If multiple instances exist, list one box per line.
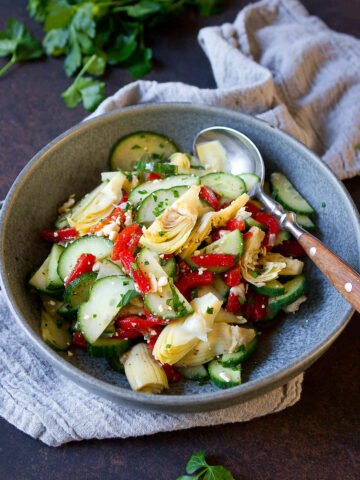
left=1, top=0, right=359, bottom=447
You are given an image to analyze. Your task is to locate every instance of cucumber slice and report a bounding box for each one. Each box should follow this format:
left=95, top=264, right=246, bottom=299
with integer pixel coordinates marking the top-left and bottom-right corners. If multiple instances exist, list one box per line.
left=160, top=256, right=177, bottom=277
left=270, top=172, right=314, bottom=214
left=108, top=356, right=125, bottom=373
left=78, top=276, right=135, bottom=344
left=297, top=214, right=316, bottom=231
left=136, top=186, right=188, bottom=226
left=129, top=174, right=199, bottom=206
left=137, top=248, right=168, bottom=280
left=110, top=131, right=179, bottom=170
left=238, top=173, right=260, bottom=192
left=245, top=217, right=267, bottom=231
left=193, top=229, right=243, bottom=273
left=47, top=244, right=64, bottom=290
left=144, top=280, right=192, bottom=319
left=87, top=338, right=131, bottom=358
left=41, top=296, right=64, bottom=316
left=41, top=309, right=71, bottom=351
left=64, top=272, right=97, bottom=310
left=213, top=275, right=230, bottom=299
left=177, top=365, right=209, bottom=381
left=201, top=173, right=246, bottom=199
left=220, top=337, right=258, bottom=367
left=57, top=236, right=113, bottom=281
left=208, top=360, right=241, bottom=389
left=57, top=304, right=77, bottom=320
left=254, top=279, right=285, bottom=296
left=268, top=274, right=307, bottom=313
left=96, top=259, right=124, bottom=279
left=275, top=230, right=291, bottom=245
left=29, top=256, right=51, bottom=294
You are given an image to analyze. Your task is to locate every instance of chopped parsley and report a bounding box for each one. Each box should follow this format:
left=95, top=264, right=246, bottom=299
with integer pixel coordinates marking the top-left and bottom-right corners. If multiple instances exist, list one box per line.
left=131, top=144, right=141, bottom=150
left=206, top=307, right=214, bottom=314
left=321, top=202, right=326, bottom=208
left=173, top=190, right=180, bottom=198
left=159, top=231, right=166, bottom=237
left=165, top=343, right=172, bottom=349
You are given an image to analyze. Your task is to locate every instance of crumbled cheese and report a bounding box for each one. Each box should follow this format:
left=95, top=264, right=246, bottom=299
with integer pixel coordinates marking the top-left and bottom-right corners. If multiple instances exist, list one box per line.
left=92, top=261, right=102, bottom=272
left=198, top=267, right=207, bottom=275
left=236, top=316, right=247, bottom=324
left=53, top=232, right=59, bottom=238
left=119, top=202, right=127, bottom=210
left=230, top=284, right=246, bottom=302
left=124, top=210, right=133, bottom=226
left=83, top=314, right=90, bottom=320
left=235, top=207, right=251, bottom=222
left=148, top=273, right=158, bottom=292
left=157, top=276, right=168, bottom=288
left=283, top=295, right=307, bottom=313
left=58, top=194, right=76, bottom=215
left=49, top=300, right=56, bottom=306
left=109, top=231, right=118, bottom=242
left=159, top=254, right=165, bottom=259
left=268, top=233, right=277, bottom=248
left=158, top=305, right=164, bottom=313
left=67, top=351, right=74, bottom=357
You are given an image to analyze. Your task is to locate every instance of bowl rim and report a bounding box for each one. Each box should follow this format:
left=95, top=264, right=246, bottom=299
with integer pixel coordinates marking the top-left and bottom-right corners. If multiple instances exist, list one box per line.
left=0, top=103, right=358, bottom=411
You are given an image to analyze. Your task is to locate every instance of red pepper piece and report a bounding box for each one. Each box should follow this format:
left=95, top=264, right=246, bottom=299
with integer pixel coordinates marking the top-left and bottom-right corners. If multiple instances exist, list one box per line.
left=211, top=228, right=222, bottom=242
left=90, top=206, right=125, bottom=234
left=243, top=292, right=269, bottom=322
left=116, top=329, right=144, bottom=339
left=112, top=224, right=143, bottom=260
left=72, top=331, right=87, bottom=348
left=254, top=211, right=279, bottom=249
left=146, top=172, right=162, bottom=181
left=224, top=266, right=242, bottom=287
left=273, top=240, right=306, bottom=257
left=65, top=253, right=96, bottom=287
left=191, top=253, right=236, bottom=268
left=121, top=192, right=129, bottom=203
left=243, top=231, right=253, bottom=242
left=226, top=291, right=243, bottom=314
left=162, top=254, right=173, bottom=260
left=117, top=249, right=151, bottom=294
left=39, top=227, right=78, bottom=243
left=245, top=201, right=261, bottom=215
left=162, top=363, right=182, bottom=383
left=225, top=219, right=246, bottom=232
left=117, top=315, right=166, bottom=331
left=200, top=185, right=220, bottom=211
left=176, top=270, right=213, bottom=298
left=178, top=260, right=193, bottom=275
left=147, top=325, right=163, bottom=351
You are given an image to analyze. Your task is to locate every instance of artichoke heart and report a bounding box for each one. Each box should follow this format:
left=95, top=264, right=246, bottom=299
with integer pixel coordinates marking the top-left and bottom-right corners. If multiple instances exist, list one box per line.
left=140, top=185, right=201, bottom=254
left=262, top=252, right=304, bottom=276
left=169, top=152, right=191, bottom=172
left=178, top=193, right=249, bottom=258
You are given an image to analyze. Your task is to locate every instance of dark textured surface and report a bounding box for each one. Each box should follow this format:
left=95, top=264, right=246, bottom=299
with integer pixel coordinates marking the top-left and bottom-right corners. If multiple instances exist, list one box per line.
left=0, top=0, right=359, bottom=478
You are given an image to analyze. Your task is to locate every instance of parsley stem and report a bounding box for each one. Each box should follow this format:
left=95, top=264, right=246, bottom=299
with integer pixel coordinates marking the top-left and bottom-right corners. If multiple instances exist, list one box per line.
left=74, top=54, right=97, bottom=82
left=0, top=55, right=16, bottom=77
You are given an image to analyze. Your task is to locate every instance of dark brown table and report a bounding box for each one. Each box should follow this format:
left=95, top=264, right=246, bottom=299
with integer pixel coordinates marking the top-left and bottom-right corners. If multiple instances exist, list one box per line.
left=0, top=1, right=359, bottom=478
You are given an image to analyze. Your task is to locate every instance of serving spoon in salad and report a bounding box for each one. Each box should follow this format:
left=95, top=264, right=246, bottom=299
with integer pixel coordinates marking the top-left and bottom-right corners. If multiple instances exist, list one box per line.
left=194, top=126, right=360, bottom=313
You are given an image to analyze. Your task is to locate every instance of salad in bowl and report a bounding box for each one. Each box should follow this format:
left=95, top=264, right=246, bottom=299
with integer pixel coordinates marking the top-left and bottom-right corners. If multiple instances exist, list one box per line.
left=28, top=131, right=314, bottom=394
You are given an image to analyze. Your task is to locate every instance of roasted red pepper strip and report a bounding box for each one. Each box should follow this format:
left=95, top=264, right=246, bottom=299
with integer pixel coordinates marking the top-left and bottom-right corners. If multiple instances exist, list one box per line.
left=162, top=363, right=182, bottom=383
left=112, top=224, right=143, bottom=260
left=65, top=253, right=96, bottom=287
left=245, top=201, right=261, bottom=215
left=273, top=240, right=306, bottom=257
left=121, top=192, right=129, bottom=203
left=176, top=271, right=213, bottom=297
left=225, top=219, right=246, bottom=231
left=211, top=228, right=222, bottom=242
left=243, top=292, right=268, bottom=322
left=146, top=172, right=162, bottom=181
left=191, top=253, right=236, bottom=268
left=72, top=331, right=87, bottom=348
left=178, top=260, right=193, bottom=275
left=117, top=315, right=166, bottom=330
left=39, top=227, right=78, bottom=243
left=147, top=326, right=163, bottom=351
left=89, top=206, right=125, bottom=234
left=117, top=249, right=151, bottom=294
left=199, top=185, right=220, bottom=211
left=243, top=231, right=253, bottom=242
left=116, top=329, right=144, bottom=339
left=224, top=266, right=242, bottom=287
left=254, top=211, right=279, bottom=248
left=226, top=291, right=243, bottom=314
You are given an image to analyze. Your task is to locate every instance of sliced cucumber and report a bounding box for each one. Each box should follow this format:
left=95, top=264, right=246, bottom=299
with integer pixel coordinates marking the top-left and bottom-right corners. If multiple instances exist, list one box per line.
left=193, top=229, right=243, bottom=273
left=208, top=360, right=241, bottom=389
left=29, top=255, right=61, bottom=296
left=177, top=365, right=209, bottom=381
left=96, top=259, right=124, bottom=280
left=57, top=236, right=113, bottom=281
left=245, top=217, right=266, bottom=231
left=47, top=244, right=64, bottom=290
left=213, top=275, right=230, bottom=299
left=275, top=230, right=291, bottom=245
left=254, top=279, right=285, bottom=296
left=78, top=276, right=135, bottom=344
left=201, top=172, right=246, bottom=199
left=268, top=274, right=307, bottom=313
left=110, top=131, right=179, bottom=170
left=296, top=214, right=316, bottom=231
left=87, top=338, right=131, bottom=358
left=220, top=337, right=258, bottom=367
left=108, top=356, right=125, bottom=373
left=41, top=309, right=71, bottom=351
left=129, top=174, right=199, bottom=206
left=160, top=256, right=177, bottom=277
left=57, top=303, right=77, bottom=320
left=238, top=173, right=260, bottom=192
left=64, top=272, right=97, bottom=310
left=270, top=172, right=314, bottom=214
left=41, top=296, right=64, bottom=316
left=137, top=248, right=168, bottom=280
left=136, top=186, right=188, bottom=226
left=144, top=280, right=192, bottom=319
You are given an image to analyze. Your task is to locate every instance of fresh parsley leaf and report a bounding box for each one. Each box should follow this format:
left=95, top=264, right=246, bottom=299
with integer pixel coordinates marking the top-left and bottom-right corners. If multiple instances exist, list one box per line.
left=107, top=30, right=139, bottom=65
left=117, top=289, right=139, bottom=309
left=127, top=46, right=152, bottom=79
left=204, top=466, right=235, bottom=480
left=176, top=477, right=196, bottom=480
left=206, top=307, right=213, bottom=314
left=83, top=52, right=107, bottom=76
left=43, top=28, right=69, bottom=56
left=0, top=18, right=43, bottom=77
left=123, top=1, right=162, bottom=18
left=80, top=78, right=105, bottom=111
left=186, top=451, right=208, bottom=474
left=44, top=3, right=74, bottom=32
left=28, top=0, right=49, bottom=22
left=196, top=0, right=222, bottom=17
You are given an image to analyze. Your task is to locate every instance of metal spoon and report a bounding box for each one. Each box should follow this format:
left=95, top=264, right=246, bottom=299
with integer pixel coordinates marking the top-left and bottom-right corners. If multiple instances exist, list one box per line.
left=194, top=126, right=360, bottom=313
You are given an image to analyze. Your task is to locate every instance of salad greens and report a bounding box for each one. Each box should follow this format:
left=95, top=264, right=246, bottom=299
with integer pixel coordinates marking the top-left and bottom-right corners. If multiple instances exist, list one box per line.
left=0, top=0, right=221, bottom=111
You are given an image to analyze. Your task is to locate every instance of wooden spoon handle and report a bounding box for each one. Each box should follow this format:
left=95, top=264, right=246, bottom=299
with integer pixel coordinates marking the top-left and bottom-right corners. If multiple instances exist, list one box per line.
left=298, top=232, right=360, bottom=312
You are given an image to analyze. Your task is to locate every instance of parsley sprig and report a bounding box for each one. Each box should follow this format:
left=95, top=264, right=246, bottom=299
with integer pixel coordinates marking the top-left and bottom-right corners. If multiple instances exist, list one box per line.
left=177, top=451, right=235, bottom=480
left=0, top=0, right=221, bottom=111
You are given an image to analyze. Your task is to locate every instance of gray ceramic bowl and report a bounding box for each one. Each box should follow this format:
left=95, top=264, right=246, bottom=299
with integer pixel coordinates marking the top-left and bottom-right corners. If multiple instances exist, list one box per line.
left=0, top=104, right=359, bottom=413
